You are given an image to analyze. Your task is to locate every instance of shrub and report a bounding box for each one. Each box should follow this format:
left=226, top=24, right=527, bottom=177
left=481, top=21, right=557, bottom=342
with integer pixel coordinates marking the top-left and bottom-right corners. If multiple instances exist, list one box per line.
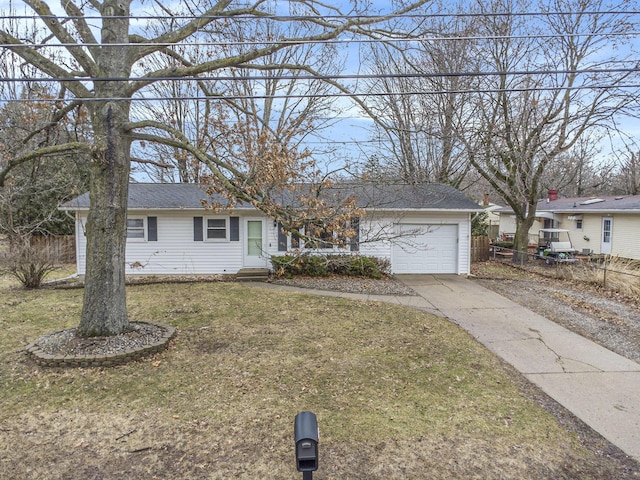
left=271, top=254, right=390, bottom=279
left=270, top=255, right=297, bottom=277
left=345, top=256, right=385, bottom=279
left=0, top=240, right=58, bottom=288
left=301, top=255, right=329, bottom=277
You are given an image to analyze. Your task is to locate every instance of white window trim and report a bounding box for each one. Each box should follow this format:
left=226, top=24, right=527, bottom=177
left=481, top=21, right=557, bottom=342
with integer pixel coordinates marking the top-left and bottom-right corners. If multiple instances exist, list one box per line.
left=205, top=216, right=229, bottom=242
left=127, top=217, right=147, bottom=242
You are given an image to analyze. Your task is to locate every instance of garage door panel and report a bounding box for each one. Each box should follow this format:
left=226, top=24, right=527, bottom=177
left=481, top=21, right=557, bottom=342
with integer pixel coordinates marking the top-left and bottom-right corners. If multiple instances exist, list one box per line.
left=393, top=224, right=458, bottom=274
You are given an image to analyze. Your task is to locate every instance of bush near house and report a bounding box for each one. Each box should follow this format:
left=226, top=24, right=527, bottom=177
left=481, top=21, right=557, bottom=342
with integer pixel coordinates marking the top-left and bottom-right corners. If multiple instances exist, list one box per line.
left=271, top=254, right=391, bottom=279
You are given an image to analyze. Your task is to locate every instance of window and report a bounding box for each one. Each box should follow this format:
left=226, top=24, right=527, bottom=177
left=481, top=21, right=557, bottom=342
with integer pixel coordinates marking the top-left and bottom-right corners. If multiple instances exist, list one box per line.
left=302, top=217, right=359, bottom=251
left=576, top=219, right=583, bottom=230
left=303, top=221, right=334, bottom=249
left=603, top=218, right=612, bottom=243
left=127, top=218, right=145, bottom=240
left=207, top=218, right=227, bottom=240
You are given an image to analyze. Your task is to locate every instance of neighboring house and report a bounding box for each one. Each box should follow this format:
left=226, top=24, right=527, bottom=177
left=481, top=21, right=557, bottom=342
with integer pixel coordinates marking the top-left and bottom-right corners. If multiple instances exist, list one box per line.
left=478, top=194, right=503, bottom=240
left=61, top=182, right=482, bottom=276
left=497, top=191, right=640, bottom=260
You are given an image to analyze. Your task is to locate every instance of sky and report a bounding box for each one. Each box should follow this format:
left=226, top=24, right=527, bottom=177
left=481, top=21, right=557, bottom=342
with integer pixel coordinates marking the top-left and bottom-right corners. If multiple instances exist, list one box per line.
left=1, top=0, right=639, bottom=181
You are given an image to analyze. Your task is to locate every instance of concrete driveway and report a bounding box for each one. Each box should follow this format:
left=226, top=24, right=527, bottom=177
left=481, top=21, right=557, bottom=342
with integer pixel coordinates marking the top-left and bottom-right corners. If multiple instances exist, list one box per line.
left=398, top=274, right=640, bottom=463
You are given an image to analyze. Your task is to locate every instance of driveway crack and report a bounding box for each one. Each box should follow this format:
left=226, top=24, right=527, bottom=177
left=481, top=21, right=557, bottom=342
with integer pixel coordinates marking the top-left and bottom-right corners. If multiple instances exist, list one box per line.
left=528, top=328, right=603, bottom=373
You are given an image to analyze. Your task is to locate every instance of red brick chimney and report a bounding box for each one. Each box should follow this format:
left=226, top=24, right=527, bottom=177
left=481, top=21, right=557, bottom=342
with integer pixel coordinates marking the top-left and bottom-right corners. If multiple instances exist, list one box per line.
left=548, top=189, right=558, bottom=201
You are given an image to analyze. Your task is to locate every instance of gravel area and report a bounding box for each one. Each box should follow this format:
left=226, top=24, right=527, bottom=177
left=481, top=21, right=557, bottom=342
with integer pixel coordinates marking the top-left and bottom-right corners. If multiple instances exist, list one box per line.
left=269, top=275, right=417, bottom=296
left=471, top=266, right=640, bottom=364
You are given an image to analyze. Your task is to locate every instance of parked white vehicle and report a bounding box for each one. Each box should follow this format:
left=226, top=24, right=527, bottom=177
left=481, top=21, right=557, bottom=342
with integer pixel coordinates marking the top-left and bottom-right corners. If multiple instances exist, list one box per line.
left=534, top=229, right=578, bottom=264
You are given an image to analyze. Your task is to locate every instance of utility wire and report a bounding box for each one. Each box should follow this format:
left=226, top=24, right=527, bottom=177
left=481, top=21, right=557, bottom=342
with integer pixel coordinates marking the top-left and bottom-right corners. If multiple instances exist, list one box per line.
left=3, top=83, right=640, bottom=103
left=2, top=30, right=639, bottom=48
left=1, top=66, right=638, bottom=83
left=4, top=10, right=640, bottom=21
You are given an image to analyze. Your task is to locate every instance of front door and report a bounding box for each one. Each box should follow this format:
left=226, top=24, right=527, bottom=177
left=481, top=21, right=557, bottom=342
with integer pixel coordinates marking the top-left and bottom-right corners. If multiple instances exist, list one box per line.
left=244, top=219, right=267, bottom=267
left=601, top=217, right=613, bottom=254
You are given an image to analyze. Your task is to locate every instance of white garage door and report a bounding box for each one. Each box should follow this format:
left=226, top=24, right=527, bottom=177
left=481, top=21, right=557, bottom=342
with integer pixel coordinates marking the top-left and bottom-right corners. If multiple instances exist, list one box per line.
left=392, top=224, right=458, bottom=274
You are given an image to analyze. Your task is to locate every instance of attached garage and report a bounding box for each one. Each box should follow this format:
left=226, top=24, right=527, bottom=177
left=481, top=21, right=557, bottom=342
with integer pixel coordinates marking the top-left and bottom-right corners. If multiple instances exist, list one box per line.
left=392, top=224, right=459, bottom=274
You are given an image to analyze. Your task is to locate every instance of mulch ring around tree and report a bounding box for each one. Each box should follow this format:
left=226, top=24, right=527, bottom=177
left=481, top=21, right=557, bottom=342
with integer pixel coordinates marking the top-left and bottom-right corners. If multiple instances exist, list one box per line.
left=25, top=321, right=176, bottom=368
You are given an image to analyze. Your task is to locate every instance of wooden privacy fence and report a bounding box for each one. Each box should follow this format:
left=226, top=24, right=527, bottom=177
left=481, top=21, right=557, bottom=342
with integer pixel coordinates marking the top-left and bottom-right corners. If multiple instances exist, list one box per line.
left=30, top=235, right=76, bottom=264
left=471, top=236, right=490, bottom=262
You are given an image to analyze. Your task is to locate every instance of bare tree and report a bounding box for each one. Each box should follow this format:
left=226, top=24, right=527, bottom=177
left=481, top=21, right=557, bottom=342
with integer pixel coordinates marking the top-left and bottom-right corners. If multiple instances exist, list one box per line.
left=361, top=7, right=480, bottom=188
left=616, top=149, right=640, bottom=195
left=537, top=136, right=609, bottom=197
left=0, top=0, right=430, bottom=336
left=464, top=0, right=638, bottom=260
left=0, top=85, right=91, bottom=240
left=132, top=11, right=346, bottom=184
left=0, top=83, right=91, bottom=288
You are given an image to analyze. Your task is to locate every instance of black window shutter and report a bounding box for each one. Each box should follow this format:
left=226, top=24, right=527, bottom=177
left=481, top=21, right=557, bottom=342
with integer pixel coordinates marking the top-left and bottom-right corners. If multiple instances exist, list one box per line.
left=350, top=217, right=360, bottom=252
left=230, top=216, right=240, bottom=241
left=193, top=216, right=203, bottom=241
left=277, top=222, right=287, bottom=251
left=147, top=216, right=158, bottom=241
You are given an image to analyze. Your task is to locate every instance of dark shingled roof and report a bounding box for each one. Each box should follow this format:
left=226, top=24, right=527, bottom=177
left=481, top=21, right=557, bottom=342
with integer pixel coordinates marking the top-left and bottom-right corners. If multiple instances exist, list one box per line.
left=496, top=194, right=640, bottom=214
left=62, top=182, right=481, bottom=212
left=535, top=195, right=640, bottom=213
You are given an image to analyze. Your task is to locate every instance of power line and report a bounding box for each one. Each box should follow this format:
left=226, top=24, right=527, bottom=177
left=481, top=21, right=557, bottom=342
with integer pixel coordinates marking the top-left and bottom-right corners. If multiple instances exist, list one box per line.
left=4, top=10, right=640, bottom=21
left=2, top=30, right=639, bottom=49
left=3, top=83, right=639, bottom=103
left=1, top=65, right=638, bottom=83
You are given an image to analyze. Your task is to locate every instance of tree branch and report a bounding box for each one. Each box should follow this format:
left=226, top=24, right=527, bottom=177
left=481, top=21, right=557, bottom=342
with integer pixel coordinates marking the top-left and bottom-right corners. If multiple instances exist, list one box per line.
left=23, top=0, right=98, bottom=77
left=0, top=143, right=90, bottom=187
left=0, top=30, right=92, bottom=99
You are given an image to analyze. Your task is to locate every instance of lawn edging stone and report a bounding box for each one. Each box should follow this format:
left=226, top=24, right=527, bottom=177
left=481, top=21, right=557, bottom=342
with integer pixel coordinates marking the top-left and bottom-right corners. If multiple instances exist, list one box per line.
left=24, top=321, right=176, bottom=368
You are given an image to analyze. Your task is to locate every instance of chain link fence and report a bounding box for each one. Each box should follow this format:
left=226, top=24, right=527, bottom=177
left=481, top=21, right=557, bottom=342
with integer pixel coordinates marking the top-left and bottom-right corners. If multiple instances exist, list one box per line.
left=488, top=245, right=640, bottom=296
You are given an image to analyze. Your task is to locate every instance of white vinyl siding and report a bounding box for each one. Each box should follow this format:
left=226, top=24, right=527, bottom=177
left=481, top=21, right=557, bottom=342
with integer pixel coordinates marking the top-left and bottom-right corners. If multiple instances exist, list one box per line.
left=76, top=212, right=244, bottom=275
left=613, top=215, right=640, bottom=260
left=74, top=210, right=473, bottom=276
left=556, top=213, right=601, bottom=255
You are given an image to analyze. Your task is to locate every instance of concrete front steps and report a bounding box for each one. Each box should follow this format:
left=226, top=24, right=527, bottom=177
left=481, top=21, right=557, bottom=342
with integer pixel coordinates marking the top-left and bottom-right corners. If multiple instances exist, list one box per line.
left=235, top=268, right=270, bottom=282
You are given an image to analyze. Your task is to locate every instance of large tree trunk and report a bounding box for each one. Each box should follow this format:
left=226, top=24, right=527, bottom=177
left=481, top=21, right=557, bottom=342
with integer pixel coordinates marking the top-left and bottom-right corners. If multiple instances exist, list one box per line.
left=77, top=1, right=132, bottom=337
left=77, top=102, right=132, bottom=337
left=512, top=206, right=536, bottom=264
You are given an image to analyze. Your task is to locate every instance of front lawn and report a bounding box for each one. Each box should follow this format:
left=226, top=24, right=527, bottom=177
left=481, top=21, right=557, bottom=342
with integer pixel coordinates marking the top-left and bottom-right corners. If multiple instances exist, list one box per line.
left=0, top=276, right=634, bottom=479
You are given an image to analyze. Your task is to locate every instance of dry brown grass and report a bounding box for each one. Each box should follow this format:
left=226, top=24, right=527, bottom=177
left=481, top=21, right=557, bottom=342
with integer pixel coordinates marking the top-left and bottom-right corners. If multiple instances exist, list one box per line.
left=0, top=277, right=637, bottom=479
left=484, top=255, right=640, bottom=299
left=575, top=257, right=640, bottom=297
